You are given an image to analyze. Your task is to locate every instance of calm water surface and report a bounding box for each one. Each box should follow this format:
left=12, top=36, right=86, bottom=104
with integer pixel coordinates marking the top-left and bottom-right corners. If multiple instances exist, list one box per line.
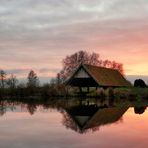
left=0, top=99, right=148, bottom=148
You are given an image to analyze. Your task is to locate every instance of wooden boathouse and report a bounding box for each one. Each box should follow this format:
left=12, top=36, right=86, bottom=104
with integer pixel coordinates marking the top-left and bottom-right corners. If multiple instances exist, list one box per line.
left=66, top=64, right=131, bottom=92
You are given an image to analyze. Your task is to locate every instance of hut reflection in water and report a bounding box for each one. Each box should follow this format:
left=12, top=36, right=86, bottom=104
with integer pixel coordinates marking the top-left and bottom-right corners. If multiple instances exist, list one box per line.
left=62, top=101, right=128, bottom=134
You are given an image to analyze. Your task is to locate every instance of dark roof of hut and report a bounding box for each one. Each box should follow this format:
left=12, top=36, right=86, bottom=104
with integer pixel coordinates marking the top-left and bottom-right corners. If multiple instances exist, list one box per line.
left=66, top=64, right=131, bottom=87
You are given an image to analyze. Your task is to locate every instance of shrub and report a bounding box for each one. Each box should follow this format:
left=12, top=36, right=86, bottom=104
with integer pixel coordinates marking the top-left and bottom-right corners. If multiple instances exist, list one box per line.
left=134, top=79, right=147, bottom=88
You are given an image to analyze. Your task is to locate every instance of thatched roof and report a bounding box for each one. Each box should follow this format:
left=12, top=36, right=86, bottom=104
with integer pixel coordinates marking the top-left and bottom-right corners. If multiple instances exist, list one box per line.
left=66, top=64, right=131, bottom=87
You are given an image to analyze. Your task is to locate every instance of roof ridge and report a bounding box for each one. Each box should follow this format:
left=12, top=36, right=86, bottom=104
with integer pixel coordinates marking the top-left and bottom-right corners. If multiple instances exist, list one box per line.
left=83, top=64, right=119, bottom=72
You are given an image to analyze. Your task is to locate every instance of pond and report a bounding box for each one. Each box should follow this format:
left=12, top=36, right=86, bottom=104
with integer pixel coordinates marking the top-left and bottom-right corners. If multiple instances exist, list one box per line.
left=0, top=98, right=148, bottom=148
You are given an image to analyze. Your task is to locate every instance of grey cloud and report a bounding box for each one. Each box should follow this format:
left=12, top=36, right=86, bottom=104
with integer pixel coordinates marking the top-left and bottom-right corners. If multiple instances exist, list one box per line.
left=0, top=0, right=148, bottom=41
left=0, top=0, right=148, bottom=76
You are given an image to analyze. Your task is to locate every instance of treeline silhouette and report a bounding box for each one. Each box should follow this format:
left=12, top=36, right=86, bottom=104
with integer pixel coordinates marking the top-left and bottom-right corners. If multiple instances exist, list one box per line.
left=0, top=69, right=68, bottom=99
left=0, top=69, right=147, bottom=100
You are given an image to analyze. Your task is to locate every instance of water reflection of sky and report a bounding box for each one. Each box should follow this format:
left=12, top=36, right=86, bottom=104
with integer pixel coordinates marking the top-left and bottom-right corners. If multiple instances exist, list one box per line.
left=0, top=102, right=148, bottom=148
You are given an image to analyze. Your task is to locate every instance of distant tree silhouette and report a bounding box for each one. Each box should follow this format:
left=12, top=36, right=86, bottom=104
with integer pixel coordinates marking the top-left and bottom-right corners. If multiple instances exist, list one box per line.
left=134, top=79, right=147, bottom=88
left=27, top=70, right=39, bottom=95
left=0, top=70, right=7, bottom=88
left=6, top=74, right=18, bottom=97
left=27, top=70, right=39, bottom=88
left=58, top=50, right=124, bottom=81
left=7, top=74, right=18, bottom=89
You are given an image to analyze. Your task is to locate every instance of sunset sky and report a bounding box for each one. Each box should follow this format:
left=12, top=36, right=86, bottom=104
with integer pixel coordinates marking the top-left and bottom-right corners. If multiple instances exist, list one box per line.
left=0, top=0, right=148, bottom=83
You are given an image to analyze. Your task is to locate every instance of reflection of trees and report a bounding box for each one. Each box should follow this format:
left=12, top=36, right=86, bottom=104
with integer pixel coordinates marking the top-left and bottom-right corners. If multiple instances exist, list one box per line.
left=0, top=101, right=7, bottom=116
left=62, top=111, right=82, bottom=133
left=134, top=106, right=147, bottom=114
left=0, top=101, right=16, bottom=116
left=0, top=97, right=128, bottom=133
left=0, top=98, right=70, bottom=116
left=0, top=106, right=6, bottom=116
left=27, top=102, right=37, bottom=115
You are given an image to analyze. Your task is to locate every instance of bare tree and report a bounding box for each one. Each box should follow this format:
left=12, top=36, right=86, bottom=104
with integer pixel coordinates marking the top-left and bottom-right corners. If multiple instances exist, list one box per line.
left=58, top=50, right=124, bottom=81
left=7, top=74, right=18, bottom=89
left=27, top=70, right=39, bottom=88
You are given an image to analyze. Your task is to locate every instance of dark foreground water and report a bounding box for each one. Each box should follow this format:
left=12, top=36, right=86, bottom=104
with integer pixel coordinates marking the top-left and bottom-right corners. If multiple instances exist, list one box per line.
left=0, top=99, right=148, bottom=148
